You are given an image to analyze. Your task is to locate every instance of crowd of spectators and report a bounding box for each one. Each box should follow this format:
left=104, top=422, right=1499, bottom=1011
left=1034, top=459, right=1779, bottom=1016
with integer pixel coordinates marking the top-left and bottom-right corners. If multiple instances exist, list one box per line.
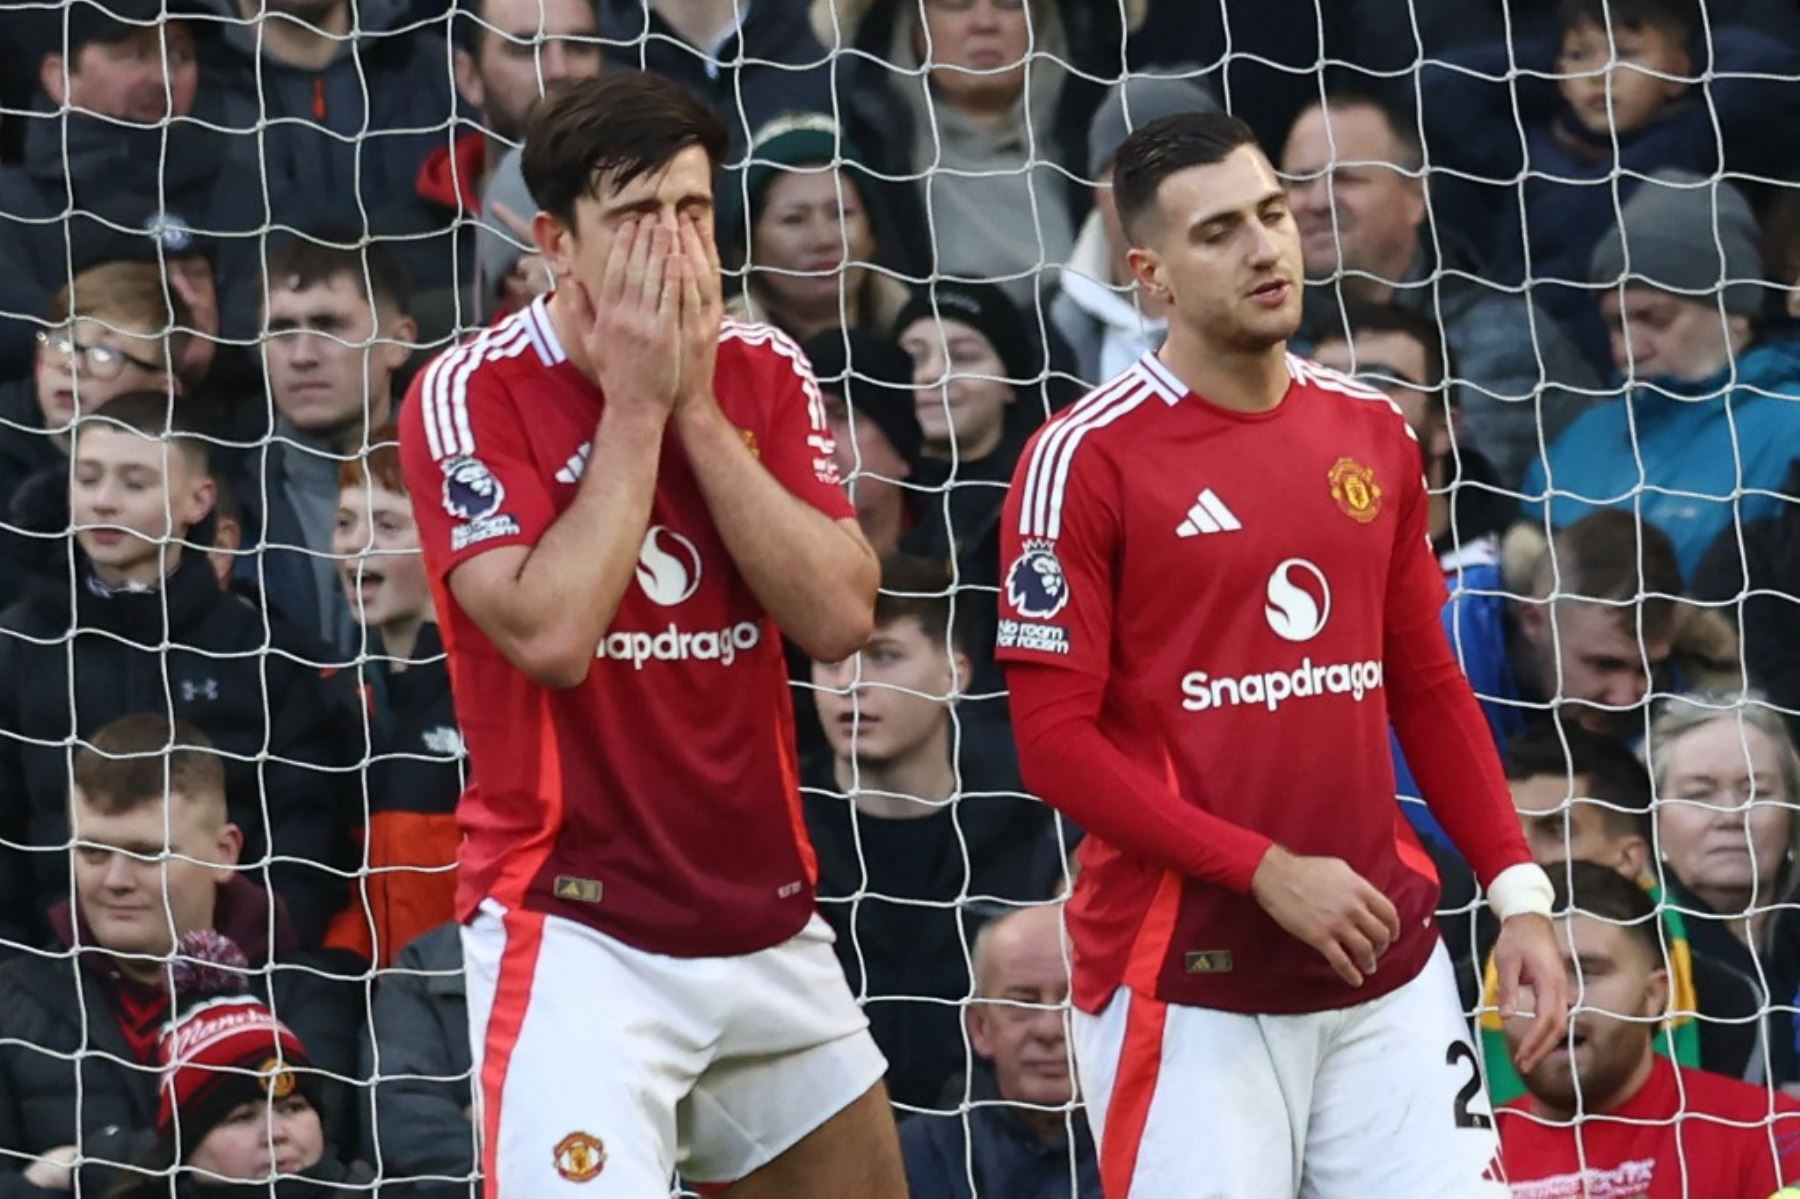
left=2, top=0, right=1800, bottom=1194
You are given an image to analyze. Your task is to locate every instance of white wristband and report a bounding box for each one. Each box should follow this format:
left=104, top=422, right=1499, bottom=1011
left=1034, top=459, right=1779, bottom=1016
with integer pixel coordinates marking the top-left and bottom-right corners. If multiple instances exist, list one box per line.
left=1488, top=862, right=1555, bottom=922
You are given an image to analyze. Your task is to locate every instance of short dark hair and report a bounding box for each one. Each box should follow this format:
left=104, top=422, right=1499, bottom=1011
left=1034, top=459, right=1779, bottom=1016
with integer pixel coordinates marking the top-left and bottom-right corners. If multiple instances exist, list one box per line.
left=1531, top=510, right=1683, bottom=643
left=1559, top=0, right=1694, bottom=40
left=72, top=714, right=227, bottom=821
left=1504, top=722, right=1654, bottom=838
left=873, top=553, right=967, bottom=655
left=1112, top=111, right=1260, bottom=243
left=1311, top=298, right=1452, bottom=401
left=262, top=237, right=412, bottom=317
left=1313, top=91, right=1424, bottom=174
left=1551, top=859, right=1663, bottom=966
left=522, top=73, right=730, bottom=229
left=81, top=392, right=210, bottom=472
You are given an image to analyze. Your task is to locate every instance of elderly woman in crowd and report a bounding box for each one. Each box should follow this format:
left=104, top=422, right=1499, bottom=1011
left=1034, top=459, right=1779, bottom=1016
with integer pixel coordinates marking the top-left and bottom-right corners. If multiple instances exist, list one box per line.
left=1649, top=692, right=1800, bottom=1082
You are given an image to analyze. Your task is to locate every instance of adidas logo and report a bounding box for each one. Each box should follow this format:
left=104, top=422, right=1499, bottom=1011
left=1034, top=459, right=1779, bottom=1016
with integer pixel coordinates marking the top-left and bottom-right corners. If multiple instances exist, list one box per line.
left=555, top=441, right=592, bottom=484
left=1176, top=488, right=1242, bottom=537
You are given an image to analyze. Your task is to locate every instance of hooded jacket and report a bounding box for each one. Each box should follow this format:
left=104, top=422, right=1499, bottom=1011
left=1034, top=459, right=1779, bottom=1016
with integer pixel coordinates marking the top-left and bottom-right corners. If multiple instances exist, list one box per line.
left=371, top=131, right=489, bottom=353
left=842, top=0, right=1119, bottom=307
left=0, top=878, right=360, bottom=1199
left=1049, top=210, right=1166, bottom=387
left=802, top=749, right=1060, bottom=1109
left=0, top=477, right=363, bottom=946
left=1521, top=338, right=1800, bottom=580
left=201, top=0, right=457, bottom=236
left=0, top=107, right=269, bottom=380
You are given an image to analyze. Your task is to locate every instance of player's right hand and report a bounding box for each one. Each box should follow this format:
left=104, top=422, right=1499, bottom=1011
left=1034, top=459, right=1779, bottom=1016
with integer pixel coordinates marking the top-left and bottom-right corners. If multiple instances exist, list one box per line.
left=581, top=215, right=683, bottom=413
left=1250, top=845, right=1402, bottom=988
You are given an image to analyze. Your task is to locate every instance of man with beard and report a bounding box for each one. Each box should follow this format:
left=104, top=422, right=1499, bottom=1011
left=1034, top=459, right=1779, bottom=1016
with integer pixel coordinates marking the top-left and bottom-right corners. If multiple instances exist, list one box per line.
left=997, top=111, right=1565, bottom=1196
left=1499, top=861, right=1800, bottom=1197
left=375, top=0, right=603, bottom=349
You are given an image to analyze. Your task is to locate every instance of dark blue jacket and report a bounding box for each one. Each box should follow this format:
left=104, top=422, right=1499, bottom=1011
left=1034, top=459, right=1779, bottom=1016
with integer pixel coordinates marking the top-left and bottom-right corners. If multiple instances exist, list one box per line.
left=901, top=1101, right=1100, bottom=1199
left=1420, top=26, right=1800, bottom=369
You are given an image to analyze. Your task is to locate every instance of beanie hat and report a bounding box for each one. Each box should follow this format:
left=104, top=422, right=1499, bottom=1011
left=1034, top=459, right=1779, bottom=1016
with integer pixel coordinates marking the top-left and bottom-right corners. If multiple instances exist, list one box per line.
left=156, top=930, right=318, bottom=1154
left=722, top=113, right=872, bottom=261
left=63, top=0, right=211, bottom=60
left=1088, top=69, right=1222, bottom=179
left=800, top=330, right=923, bottom=467
left=1589, top=170, right=1765, bottom=317
left=892, top=282, right=1039, bottom=385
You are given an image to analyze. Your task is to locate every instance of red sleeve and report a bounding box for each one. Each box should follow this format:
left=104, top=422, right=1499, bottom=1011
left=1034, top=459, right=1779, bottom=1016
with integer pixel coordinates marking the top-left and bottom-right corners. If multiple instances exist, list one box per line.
left=398, top=347, right=558, bottom=582
left=1383, top=461, right=1531, bottom=886
left=1008, top=663, right=1274, bottom=892
left=743, top=327, right=855, bottom=522
left=998, top=427, right=1270, bottom=893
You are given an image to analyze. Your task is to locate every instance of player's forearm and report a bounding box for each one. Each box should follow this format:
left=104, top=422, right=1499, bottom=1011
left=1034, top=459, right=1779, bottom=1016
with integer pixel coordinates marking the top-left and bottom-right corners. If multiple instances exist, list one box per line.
left=1386, top=613, right=1532, bottom=886
left=1007, top=662, right=1273, bottom=892
left=505, top=408, right=665, bottom=680
left=675, top=399, right=877, bottom=660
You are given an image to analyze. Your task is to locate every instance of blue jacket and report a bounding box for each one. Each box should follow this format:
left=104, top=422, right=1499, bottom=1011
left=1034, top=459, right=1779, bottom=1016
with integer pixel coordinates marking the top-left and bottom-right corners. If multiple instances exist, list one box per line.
left=1420, top=27, right=1800, bottom=370
left=901, top=1102, right=1100, bottom=1199
left=1520, top=339, right=1800, bottom=581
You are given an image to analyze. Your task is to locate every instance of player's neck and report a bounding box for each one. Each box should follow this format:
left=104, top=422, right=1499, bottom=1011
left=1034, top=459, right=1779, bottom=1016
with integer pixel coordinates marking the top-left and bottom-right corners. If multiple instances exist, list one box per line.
left=834, top=741, right=957, bottom=817
left=1157, top=333, right=1290, bottom=414
left=547, top=290, right=600, bottom=384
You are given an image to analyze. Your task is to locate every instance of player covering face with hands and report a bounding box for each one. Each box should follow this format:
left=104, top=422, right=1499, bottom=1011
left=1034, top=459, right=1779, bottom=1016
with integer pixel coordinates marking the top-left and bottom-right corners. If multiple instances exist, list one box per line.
left=995, top=111, right=1568, bottom=1196
left=398, top=72, right=900, bottom=1197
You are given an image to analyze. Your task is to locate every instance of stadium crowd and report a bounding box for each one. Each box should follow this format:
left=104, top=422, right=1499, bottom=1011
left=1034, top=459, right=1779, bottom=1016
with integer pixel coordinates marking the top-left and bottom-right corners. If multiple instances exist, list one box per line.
left=2, top=0, right=1800, bottom=1193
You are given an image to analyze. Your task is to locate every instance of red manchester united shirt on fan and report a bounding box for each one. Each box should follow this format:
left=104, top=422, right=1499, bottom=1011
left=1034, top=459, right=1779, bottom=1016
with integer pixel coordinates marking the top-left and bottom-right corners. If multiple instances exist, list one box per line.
left=399, top=296, right=852, bottom=958
left=1499, top=1056, right=1800, bottom=1198
left=997, top=351, right=1455, bottom=1015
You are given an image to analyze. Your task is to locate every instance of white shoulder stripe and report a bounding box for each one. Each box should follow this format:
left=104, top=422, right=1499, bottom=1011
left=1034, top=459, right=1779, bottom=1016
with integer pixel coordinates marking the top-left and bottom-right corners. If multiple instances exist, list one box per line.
left=1038, top=385, right=1153, bottom=539
left=423, top=322, right=532, bottom=462
left=1289, top=354, right=1420, bottom=442
left=722, top=318, right=827, bottom=431
left=1136, top=352, right=1186, bottom=404
left=1018, top=369, right=1146, bottom=538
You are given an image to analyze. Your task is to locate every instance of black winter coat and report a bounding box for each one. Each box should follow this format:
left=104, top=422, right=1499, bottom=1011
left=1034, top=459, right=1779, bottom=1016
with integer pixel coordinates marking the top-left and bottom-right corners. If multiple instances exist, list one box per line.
left=0, top=504, right=362, bottom=947
left=0, top=879, right=362, bottom=1199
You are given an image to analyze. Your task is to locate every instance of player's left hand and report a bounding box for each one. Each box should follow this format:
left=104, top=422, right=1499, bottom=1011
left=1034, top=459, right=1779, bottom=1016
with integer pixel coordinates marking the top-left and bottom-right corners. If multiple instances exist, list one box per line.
left=1494, top=912, right=1569, bottom=1074
left=674, top=210, right=723, bottom=414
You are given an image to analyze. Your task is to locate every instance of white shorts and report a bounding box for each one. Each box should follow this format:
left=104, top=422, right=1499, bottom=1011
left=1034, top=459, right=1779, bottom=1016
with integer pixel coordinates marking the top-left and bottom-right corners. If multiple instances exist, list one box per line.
left=461, top=899, right=887, bottom=1197
left=1074, top=942, right=1507, bottom=1199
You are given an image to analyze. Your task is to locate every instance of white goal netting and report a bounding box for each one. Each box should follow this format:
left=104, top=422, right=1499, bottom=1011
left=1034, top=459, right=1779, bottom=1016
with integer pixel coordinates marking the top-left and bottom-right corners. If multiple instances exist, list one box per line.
left=3, top=0, right=1800, bottom=1194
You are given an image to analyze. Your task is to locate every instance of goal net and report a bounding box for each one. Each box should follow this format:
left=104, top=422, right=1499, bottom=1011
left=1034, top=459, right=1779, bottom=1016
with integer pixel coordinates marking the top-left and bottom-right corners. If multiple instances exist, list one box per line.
left=2, top=0, right=1798, bottom=1194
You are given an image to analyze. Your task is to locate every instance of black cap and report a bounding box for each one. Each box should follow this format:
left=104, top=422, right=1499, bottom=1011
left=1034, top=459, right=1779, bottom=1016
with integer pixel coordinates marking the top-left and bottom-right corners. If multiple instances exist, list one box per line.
left=62, top=0, right=210, bottom=60
left=800, top=330, right=922, bottom=468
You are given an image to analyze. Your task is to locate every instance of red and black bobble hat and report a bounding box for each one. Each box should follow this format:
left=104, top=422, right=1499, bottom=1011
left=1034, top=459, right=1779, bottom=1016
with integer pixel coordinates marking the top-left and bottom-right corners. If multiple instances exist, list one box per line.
left=155, top=930, right=320, bottom=1153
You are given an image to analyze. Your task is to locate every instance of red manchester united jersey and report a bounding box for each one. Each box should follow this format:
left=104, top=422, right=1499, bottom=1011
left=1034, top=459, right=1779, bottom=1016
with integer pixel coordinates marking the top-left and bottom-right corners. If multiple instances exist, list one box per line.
left=997, top=351, right=1453, bottom=1014
left=1499, top=1056, right=1800, bottom=1198
left=399, top=297, right=852, bottom=957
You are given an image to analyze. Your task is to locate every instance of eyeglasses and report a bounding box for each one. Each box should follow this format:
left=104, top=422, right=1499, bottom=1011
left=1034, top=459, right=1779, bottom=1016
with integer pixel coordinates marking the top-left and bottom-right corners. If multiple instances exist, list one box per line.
left=36, top=331, right=165, bottom=380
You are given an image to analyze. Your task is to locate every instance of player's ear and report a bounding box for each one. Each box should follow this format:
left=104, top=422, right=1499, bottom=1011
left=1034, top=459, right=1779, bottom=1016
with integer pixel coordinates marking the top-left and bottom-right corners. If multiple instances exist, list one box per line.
left=41, top=53, right=69, bottom=109
left=532, top=211, right=576, bottom=278
left=966, top=1001, right=995, bottom=1061
left=452, top=45, right=484, bottom=112
left=1643, top=967, right=1671, bottom=1024
left=1614, top=833, right=1650, bottom=882
left=948, top=649, right=972, bottom=701
left=1126, top=246, right=1167, bottom=302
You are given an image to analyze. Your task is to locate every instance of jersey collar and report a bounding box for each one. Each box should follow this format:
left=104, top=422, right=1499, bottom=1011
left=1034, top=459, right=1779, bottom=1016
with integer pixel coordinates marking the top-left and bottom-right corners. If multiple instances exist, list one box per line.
left=1136, top=351, right=1186, bottom=405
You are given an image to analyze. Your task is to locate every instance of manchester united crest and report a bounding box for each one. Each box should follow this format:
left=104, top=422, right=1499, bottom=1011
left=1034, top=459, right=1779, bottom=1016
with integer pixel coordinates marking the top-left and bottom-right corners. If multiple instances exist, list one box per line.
left=257, top=1058, right=296, bottom=1099
left=554, top=1132, right=606, bottom=1183
left=1327, top=457, right=1383, bottom=524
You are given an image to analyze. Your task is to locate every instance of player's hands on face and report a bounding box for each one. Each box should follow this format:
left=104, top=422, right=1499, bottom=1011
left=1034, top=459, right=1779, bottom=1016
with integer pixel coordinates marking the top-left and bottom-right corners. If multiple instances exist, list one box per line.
left=1250, top=845, right=1403, bottom=988
left=673, top=210, right=723, bottom=413
left=579, top=215, right=682, bottom=414
left=1494, top=912, right=1571, bottom=1074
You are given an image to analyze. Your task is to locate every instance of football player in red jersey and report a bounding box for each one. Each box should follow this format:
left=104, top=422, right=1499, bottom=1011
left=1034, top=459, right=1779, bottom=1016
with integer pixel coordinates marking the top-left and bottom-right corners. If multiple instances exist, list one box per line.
left=398, top=74, right=903, bottom=1196
left=1500, top=862, right=1800, bottom=1198
left=996, top=111, right=1570, bottom=1194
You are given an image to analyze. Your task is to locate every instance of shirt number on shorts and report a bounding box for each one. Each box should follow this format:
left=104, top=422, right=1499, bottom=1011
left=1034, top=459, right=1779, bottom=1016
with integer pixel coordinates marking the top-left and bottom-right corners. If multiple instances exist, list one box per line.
left=1446, top=1042, right=1493, bottom=1131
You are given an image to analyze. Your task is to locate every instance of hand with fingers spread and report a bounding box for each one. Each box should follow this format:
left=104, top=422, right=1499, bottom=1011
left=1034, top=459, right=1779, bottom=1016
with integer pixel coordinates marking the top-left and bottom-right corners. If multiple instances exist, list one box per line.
left=581, top=216, right=683, bottom=416
left=1250, top=845, right=1403, bottom=988
left=1494, top=911, right=1571, bottom=1074
left=673, top=210, right=724, bottom=415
